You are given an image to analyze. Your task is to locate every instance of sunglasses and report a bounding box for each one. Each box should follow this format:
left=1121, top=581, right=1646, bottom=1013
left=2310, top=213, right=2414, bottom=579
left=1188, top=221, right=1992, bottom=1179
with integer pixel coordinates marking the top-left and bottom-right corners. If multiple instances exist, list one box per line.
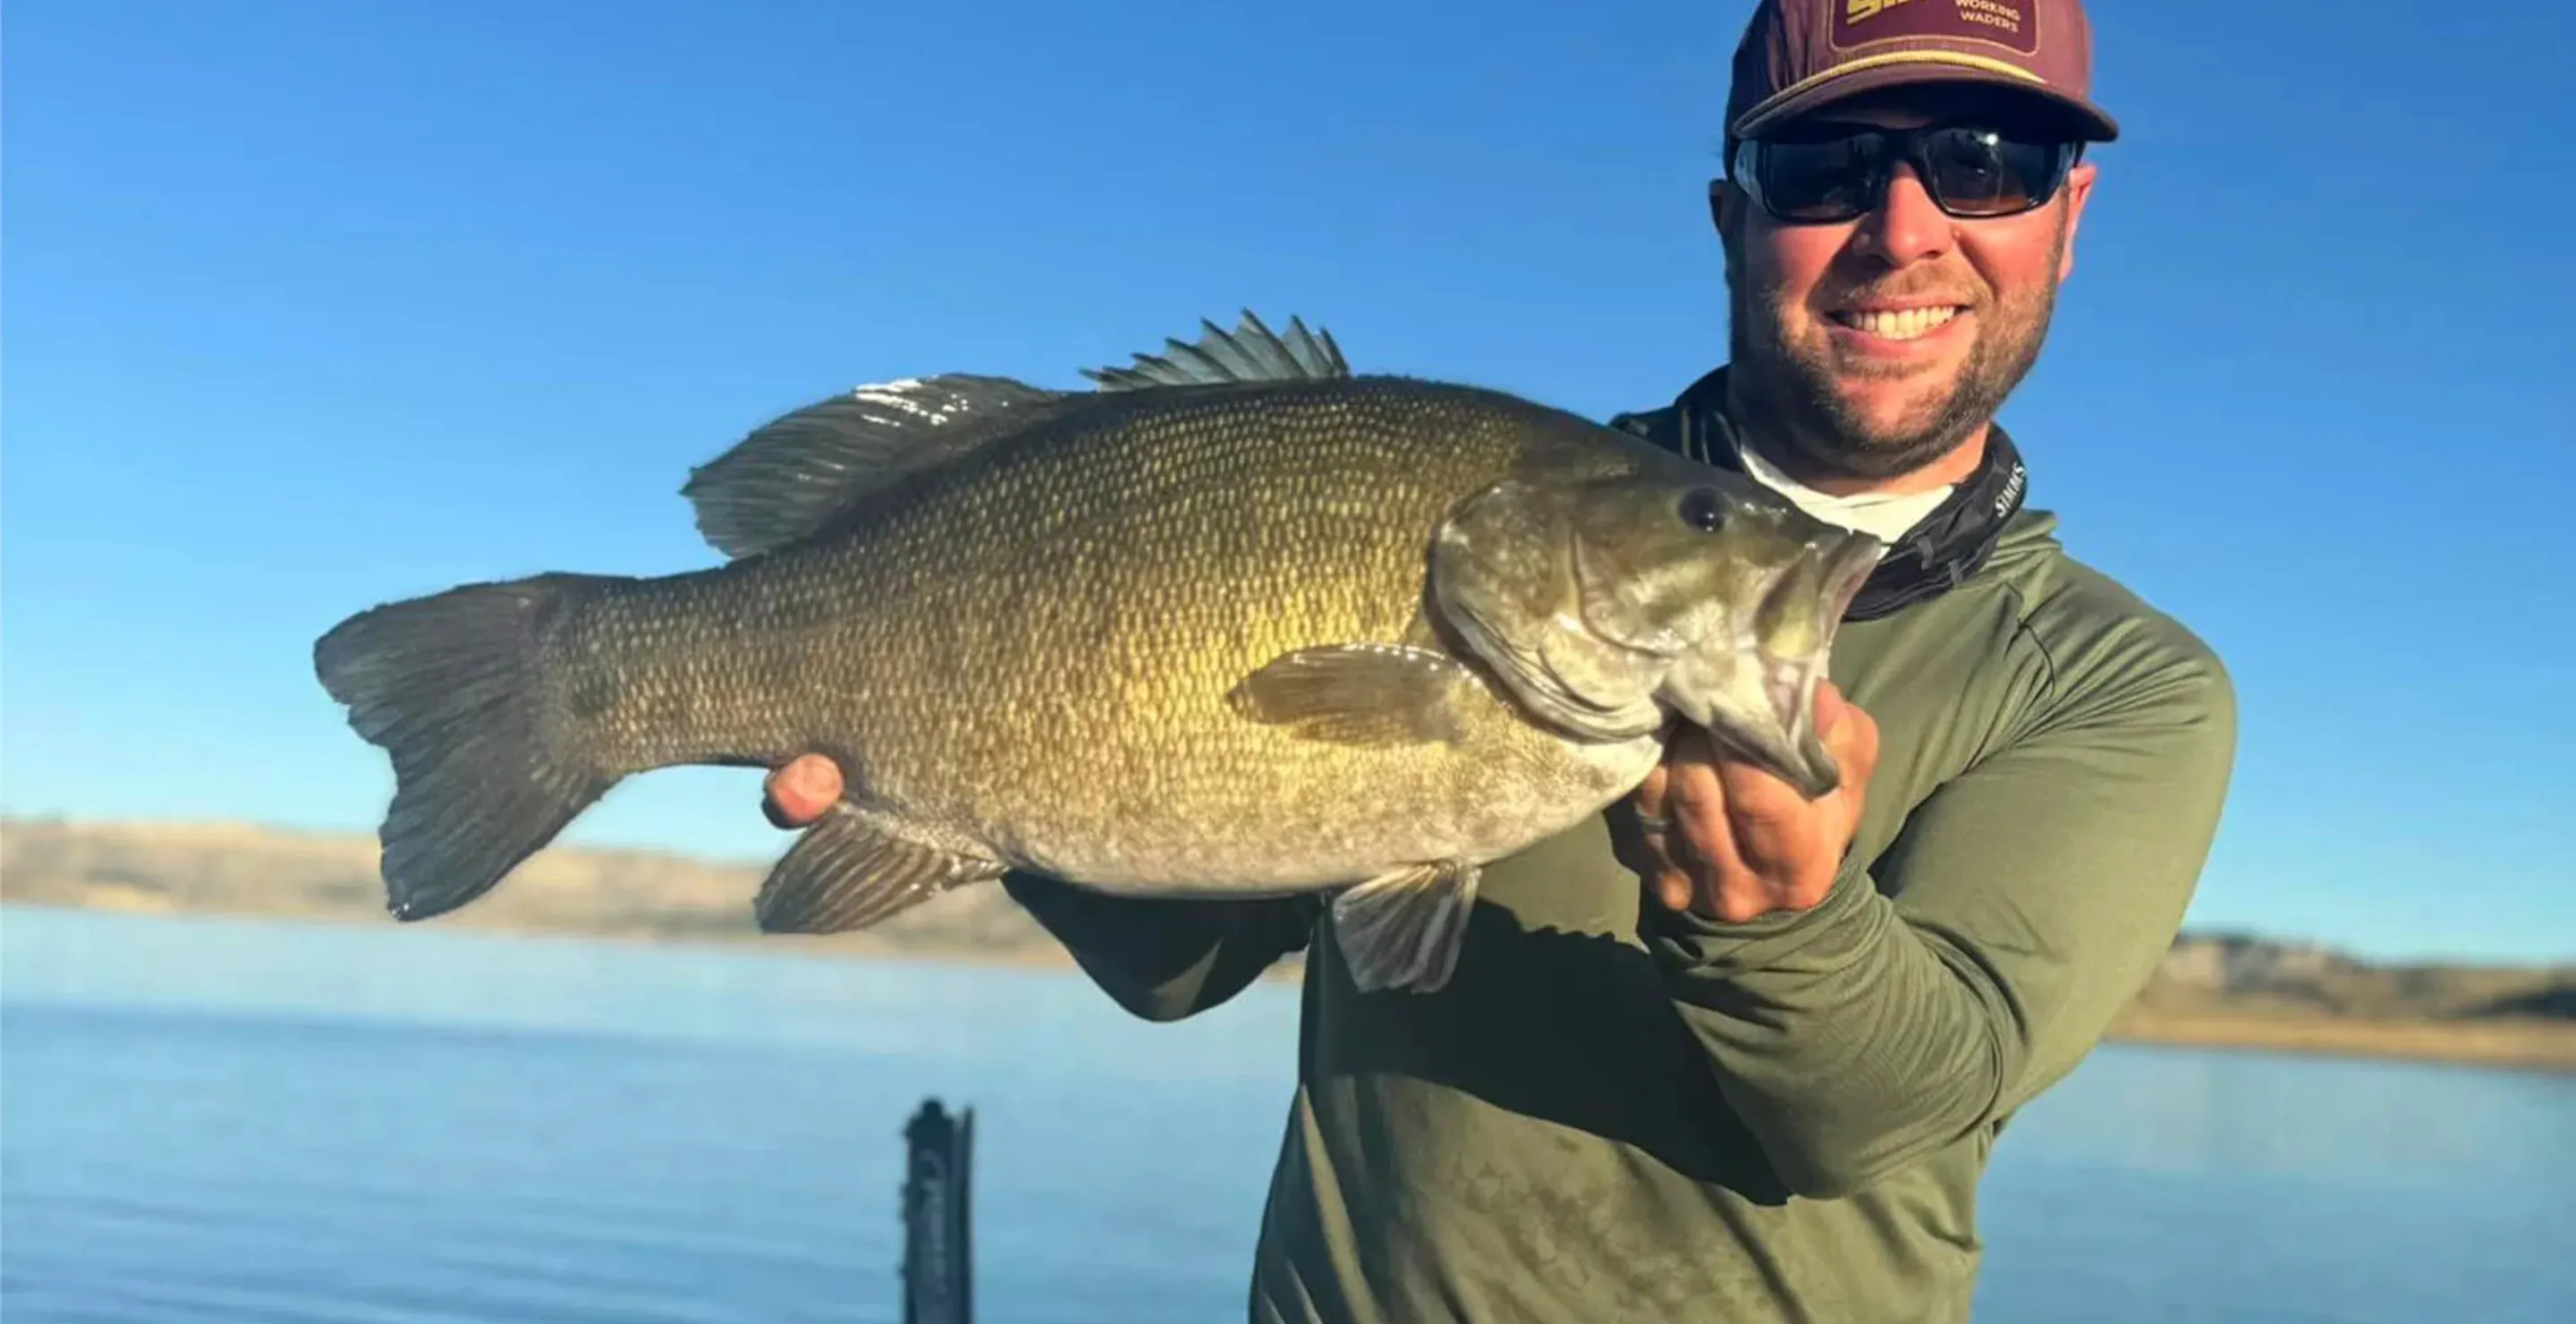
left=1724, top=125, right=2081, bottom=224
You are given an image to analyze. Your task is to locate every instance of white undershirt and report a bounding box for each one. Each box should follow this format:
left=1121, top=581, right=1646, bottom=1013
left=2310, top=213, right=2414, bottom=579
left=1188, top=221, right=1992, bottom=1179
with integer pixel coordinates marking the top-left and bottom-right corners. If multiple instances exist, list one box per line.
left=1733, top=441, right=1953, bottom=555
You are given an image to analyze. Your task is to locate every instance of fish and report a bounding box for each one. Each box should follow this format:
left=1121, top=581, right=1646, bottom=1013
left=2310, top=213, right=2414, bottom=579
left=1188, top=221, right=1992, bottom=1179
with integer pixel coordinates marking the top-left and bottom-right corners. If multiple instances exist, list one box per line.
left=312, top=311, right=1883, bottom=995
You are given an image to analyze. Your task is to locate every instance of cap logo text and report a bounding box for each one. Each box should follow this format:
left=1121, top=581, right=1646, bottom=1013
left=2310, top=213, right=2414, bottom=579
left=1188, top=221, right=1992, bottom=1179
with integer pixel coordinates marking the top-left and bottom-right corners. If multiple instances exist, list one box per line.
left=1833, top=0, right=2042, bottom=58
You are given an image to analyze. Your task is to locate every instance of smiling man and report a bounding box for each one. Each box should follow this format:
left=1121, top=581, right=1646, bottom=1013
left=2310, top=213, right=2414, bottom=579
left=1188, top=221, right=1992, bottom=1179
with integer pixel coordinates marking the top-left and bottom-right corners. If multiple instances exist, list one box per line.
left=763, top=1, right=2237, bottom=1320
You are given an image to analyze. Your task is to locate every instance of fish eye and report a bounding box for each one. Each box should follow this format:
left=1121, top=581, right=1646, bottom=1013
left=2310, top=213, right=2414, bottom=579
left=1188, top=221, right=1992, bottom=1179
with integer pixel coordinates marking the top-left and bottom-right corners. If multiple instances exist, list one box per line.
left=1677, top=487, right=1726, bottom=532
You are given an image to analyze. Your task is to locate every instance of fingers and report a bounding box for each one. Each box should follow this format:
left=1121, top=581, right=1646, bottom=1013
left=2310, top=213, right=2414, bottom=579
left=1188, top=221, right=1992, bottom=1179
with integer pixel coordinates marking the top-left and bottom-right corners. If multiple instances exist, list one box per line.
left=761, top=754, right=843, bottom=829
left=1631, top=761, right=1672, bottom=821
left=1665, top=757, right=1742, bottom=884
left=1623, top=737, right=1699, bottom=911
left=1658, top=732, right=1751, bottom=914
left=1714, top=762, right=1807, bottom=887
left=1635, top=684, right=1883, bottom=921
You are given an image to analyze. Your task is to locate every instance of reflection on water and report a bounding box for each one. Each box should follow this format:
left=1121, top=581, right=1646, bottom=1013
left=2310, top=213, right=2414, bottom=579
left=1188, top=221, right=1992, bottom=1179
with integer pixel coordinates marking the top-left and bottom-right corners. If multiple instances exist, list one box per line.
left=2003, top=1035, right=2576, bottom=1184
left=4, top=906, right=2570, bottom=1324
left=1976, top=1040, right=2576, bottom=1324
left=0, top=904, right=1302, bottom=1073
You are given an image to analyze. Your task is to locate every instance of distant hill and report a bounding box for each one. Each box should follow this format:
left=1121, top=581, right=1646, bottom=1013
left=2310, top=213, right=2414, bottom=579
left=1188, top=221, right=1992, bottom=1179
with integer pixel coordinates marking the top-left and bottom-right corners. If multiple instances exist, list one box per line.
left=6, top=815, right=2571, bottom=1068
left=2130, top=928, right=2573, bottom=1023
left=0, top=814, right=1050, bottom=957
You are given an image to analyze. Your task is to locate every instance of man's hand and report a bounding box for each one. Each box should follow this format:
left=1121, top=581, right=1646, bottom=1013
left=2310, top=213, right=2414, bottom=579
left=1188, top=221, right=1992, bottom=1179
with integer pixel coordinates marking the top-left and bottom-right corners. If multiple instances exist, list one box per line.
left=1620, top=682, right=1880, bottom=923
left=761, top=753, right=843, bottom=829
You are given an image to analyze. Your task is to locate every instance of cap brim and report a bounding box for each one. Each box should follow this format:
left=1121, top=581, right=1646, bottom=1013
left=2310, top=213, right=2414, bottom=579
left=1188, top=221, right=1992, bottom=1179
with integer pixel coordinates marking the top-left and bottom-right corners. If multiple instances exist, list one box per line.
left=1733, top=55, right=2119, bottom=144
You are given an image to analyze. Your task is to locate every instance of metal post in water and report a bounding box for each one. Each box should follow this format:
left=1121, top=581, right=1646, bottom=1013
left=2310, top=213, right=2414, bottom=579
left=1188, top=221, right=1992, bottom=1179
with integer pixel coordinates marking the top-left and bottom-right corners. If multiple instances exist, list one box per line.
left=900, top=1099, right=974, bottom=1324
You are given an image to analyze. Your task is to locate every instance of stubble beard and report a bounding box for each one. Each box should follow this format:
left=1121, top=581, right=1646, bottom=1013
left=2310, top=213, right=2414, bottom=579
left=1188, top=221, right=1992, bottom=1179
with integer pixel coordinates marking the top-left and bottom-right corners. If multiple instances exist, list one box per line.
left=1724, top=214, right=2068, bottom=484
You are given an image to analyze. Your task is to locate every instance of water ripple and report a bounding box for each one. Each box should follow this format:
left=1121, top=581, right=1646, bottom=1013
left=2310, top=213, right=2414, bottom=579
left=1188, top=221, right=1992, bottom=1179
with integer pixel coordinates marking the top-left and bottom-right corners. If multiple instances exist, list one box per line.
left=7, top=908, right=2569, bottom=1324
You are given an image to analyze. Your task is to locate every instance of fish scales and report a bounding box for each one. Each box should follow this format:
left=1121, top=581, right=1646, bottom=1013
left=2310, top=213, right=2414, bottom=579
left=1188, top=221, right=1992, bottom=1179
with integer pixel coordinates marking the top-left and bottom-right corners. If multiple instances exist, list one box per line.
left=548, top=380, right=1640, bottom=894
left=315, top=312, right=1882, bottom=993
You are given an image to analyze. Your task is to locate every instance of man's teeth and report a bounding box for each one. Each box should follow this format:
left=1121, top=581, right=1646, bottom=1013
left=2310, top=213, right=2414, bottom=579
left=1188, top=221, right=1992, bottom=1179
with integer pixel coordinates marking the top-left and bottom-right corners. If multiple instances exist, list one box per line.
left=1838, top=307, right=1960, bottom=340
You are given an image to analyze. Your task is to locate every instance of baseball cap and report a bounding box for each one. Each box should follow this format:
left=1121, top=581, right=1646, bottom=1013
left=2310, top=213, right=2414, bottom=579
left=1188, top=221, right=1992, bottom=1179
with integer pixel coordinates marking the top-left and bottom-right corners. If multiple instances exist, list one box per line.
left=1725, top=0, right=2118, bottom=146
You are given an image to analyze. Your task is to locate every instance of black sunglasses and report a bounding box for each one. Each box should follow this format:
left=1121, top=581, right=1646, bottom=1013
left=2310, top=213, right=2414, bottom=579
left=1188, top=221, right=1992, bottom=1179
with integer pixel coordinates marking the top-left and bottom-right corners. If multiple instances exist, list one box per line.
left=1724, top=125, right=2081, bottom=225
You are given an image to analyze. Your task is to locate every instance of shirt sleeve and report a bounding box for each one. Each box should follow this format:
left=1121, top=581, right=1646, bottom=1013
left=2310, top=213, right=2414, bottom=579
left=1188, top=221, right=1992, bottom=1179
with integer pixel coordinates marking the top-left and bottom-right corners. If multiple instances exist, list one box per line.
left=1642, top=620, right=2238, bottom=1200
left=1000, top=871, right=1320, bottom=1023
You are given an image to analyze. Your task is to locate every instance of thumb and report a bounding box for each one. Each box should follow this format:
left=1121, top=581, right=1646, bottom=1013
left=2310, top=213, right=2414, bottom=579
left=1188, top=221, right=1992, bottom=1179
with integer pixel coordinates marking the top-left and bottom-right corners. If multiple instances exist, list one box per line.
left=1822, top=687, right=1880, bottom=817
left=762, top=754, right=843, bottom=828
left=1813, top=680, right=1848, bottom=737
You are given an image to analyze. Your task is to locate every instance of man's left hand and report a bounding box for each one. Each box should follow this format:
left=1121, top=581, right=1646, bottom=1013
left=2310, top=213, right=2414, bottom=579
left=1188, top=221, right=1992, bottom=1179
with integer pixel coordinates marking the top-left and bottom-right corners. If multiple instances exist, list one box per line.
left=1621, top=682, right=1881, bottom=923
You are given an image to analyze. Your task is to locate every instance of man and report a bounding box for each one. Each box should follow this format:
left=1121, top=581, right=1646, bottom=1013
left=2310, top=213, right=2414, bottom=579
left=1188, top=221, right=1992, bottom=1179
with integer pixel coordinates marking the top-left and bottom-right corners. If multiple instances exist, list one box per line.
left=767, top=1, right=2237, bottom=1320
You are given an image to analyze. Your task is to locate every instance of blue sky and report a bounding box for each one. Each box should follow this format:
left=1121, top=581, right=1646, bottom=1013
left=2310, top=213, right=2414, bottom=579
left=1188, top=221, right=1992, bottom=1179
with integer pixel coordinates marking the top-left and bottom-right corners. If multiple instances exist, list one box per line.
left=4, top=0, right=2568, bottom=964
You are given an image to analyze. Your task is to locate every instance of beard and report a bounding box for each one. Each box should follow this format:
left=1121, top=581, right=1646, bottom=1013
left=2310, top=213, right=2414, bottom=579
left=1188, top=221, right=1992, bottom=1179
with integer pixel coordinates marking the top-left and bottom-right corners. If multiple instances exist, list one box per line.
left=1724, top=208, right=2068, bottom=483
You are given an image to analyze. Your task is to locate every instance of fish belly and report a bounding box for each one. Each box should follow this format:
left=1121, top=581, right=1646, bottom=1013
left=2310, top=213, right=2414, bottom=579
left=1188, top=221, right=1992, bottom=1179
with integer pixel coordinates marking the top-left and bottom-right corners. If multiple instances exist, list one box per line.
left=886, top=660, right=1666, bottom=896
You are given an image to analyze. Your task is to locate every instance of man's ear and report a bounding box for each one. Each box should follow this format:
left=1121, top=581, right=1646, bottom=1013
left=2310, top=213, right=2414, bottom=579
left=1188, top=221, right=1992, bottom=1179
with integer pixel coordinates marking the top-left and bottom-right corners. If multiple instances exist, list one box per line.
left=2055, top=160, right=2097, bottom=283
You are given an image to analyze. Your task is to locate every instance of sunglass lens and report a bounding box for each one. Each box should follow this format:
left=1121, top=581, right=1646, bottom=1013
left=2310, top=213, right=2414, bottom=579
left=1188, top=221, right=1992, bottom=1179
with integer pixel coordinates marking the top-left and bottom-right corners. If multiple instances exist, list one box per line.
left=1920, top=129, right=2063, bottom=216
left=1757, top=138, right=1879, bottom=222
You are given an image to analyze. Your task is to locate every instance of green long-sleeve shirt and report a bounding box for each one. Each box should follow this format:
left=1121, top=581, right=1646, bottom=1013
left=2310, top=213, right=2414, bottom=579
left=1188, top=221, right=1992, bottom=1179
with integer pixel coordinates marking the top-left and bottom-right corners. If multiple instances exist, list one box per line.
left=1002, top=452, right=2237, bottom=1322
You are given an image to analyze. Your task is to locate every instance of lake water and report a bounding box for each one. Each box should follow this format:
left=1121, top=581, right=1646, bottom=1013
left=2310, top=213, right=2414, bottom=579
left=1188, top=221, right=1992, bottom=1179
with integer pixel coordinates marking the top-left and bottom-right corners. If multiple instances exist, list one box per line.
left=4, top=906, right=2570, bottom=1324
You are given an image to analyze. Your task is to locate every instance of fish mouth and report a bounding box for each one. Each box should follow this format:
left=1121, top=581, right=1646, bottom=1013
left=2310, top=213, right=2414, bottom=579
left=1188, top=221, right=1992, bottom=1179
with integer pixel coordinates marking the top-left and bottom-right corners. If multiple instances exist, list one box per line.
left=1742, top=530, right=1883, bottom=799
left=1813, top=529, right=1882, bottom=632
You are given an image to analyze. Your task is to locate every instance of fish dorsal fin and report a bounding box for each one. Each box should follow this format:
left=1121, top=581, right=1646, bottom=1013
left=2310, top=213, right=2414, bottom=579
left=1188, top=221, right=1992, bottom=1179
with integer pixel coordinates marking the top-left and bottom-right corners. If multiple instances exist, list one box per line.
left=1080, top=310, right=1350, bottom=391
left=682, top=311, right=1347, bottom=560
left=681, top=373, right=1072, bottom=560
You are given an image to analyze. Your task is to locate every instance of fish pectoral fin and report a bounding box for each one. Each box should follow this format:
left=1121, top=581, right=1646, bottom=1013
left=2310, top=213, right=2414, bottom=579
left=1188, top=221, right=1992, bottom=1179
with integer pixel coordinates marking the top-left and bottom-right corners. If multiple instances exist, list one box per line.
left=1227, top=643, right=1476, bottom=747
left=754, top=803, right=1004, bottom=936
left=1330, top=860, right=1481, bottom=995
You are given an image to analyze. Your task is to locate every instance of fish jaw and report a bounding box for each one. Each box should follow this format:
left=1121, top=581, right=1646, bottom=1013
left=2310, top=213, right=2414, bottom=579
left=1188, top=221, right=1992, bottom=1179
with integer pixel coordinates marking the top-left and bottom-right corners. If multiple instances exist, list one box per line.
left=1534, top=453, right=1883, bottom=797
left=1426, top=477, right=1677, bottom=744
left=1657, top=528, right=1880, bottom=799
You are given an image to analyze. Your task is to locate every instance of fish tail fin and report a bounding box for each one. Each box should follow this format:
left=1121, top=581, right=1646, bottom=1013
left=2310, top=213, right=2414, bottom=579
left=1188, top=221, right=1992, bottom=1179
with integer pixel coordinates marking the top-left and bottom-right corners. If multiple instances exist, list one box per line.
left=314, top=573, right=623, bottom=922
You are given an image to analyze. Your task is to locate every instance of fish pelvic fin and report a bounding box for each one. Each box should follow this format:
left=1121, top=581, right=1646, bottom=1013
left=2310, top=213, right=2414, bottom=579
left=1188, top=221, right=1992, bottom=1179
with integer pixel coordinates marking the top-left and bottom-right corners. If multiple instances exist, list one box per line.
left=1080, top=310, right=1349, bottom=391
left=1330, top=859, right=1481, bottom=995
left=1227, top=642, right=1477, bottom=746
left=682, top=374, right=1074, bottom=560
left=313, top=573, right=621, bottom=923
left=754, top=802, right=1007, bottom=935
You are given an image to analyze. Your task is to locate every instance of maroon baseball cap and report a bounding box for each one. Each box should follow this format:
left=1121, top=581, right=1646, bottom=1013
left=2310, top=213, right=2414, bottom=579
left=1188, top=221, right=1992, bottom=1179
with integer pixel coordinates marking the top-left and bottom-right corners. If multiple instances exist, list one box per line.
left=1726, top=0, right=2118, bottom=146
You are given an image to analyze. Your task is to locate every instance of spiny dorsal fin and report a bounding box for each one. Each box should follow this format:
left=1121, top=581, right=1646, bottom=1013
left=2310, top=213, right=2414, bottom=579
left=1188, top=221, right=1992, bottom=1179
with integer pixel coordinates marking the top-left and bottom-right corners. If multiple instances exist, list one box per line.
left=1080, top=310, right=1349, bottom=391
left=681, top=373, right=1072, bottom=560
left=682, top=312, right=1349, bottom=560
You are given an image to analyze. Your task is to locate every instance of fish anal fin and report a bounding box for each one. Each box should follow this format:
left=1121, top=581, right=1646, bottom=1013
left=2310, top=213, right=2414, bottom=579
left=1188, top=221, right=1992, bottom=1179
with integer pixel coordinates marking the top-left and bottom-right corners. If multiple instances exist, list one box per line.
left=1331, top=860, right=1480, bottom=994
left=1080, top=310, right=1350, bottom=391
left=1227, top=643, right=1475, bottom=747
left=754, top=803, right=1005, bottom=935
left=682, top=373, right=1072, bottom=560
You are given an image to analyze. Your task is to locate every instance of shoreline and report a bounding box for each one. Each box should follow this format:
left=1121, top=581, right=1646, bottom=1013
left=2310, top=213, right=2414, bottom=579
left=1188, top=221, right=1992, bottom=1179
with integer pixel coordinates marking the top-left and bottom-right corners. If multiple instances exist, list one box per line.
left=2105, top=1007, right=2576, bottom=1074
left=12, top=899, right=2573, bottom=1074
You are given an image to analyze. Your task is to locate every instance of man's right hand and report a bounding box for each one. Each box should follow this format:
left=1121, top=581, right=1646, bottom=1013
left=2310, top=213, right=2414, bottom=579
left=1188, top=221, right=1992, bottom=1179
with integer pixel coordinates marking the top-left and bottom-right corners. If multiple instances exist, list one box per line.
left=761, top=754, right=843, bottom=829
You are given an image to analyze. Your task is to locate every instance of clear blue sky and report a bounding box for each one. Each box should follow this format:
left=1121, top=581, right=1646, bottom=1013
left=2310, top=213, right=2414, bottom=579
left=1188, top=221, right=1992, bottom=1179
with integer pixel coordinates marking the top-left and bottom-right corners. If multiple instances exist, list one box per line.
left=5, top=1, right=2569, bottom=963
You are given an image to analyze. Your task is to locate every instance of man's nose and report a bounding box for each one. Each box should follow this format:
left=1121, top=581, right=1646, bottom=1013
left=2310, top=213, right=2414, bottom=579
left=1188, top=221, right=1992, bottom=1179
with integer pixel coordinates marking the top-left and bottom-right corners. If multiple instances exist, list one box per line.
left=1852, top=165, right=1951, bottom=266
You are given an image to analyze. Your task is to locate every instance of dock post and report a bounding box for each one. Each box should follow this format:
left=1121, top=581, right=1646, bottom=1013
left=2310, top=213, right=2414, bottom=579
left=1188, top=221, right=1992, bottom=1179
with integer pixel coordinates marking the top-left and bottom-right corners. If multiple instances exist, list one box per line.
left=900, top=1099, right=974, bottom=1324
